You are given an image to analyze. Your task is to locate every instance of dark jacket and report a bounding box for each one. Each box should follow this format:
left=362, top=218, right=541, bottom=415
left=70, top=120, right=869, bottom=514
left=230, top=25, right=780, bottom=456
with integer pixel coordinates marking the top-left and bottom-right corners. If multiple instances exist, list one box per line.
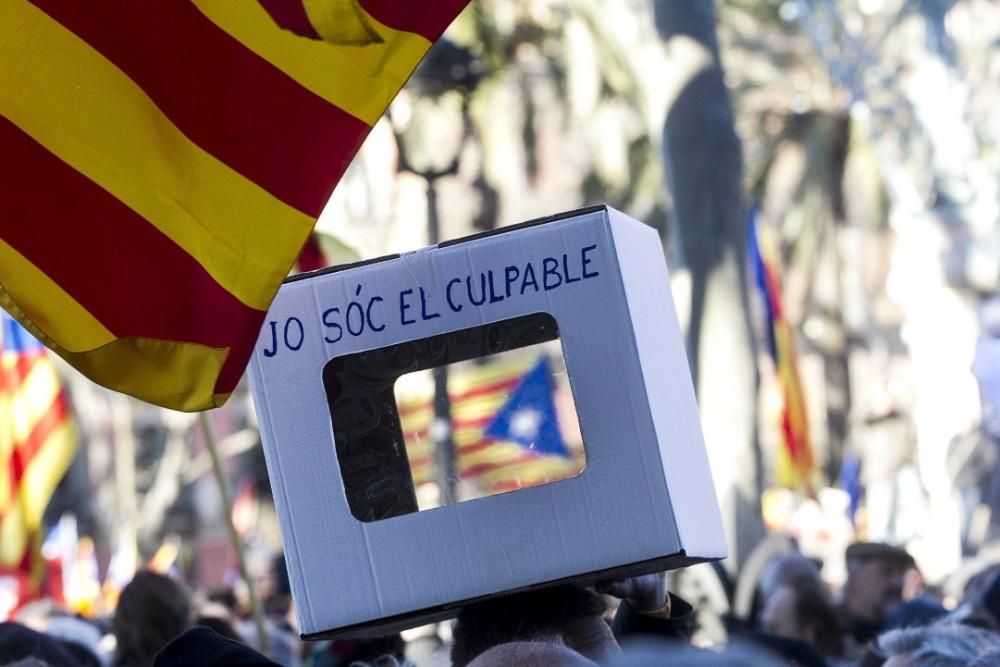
left=612, top=593, right=696, bottom=642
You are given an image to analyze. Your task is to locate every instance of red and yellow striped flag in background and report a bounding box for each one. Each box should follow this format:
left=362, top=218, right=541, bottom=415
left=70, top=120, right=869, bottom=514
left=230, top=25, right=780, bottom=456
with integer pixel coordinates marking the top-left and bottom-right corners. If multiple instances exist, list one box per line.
left=0, top=313, right=77, bottom=600
left=747, top=208, right=817, bottom=495
left=0, top=0, right=469, bottom=412
left=397, top=356, right=585, bottom=496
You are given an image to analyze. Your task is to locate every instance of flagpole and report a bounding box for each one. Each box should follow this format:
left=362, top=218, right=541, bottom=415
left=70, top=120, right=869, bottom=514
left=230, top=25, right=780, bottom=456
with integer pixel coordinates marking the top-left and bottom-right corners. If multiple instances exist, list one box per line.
left=198, top=412, right=269, bottom=654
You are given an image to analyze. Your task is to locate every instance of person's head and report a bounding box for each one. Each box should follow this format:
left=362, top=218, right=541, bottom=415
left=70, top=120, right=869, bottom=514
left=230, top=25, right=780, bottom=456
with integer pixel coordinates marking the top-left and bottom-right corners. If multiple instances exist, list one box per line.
left=450, top=585, right=608, bottom=667
left=843, top=542, right=915, bottom=624
left=758, top=553, right=822, bottom=605
left=606, top=639, right=785, bottom=667
left=193, top=615, right=243, bottom=643
left=467, top=641, right=597, bottom=667
left=760, top=576, right=845, bottom=657
left=883, top=597, right=948, bottom=631
left=42, top=615, right=103, bottom=667
left=153, top=627, right=279, bottom=667
left=952, top=563, right=1000, bottom=631
left=964, top=563, right=1000, bottom=598
left=324, top=635, right=407, bottom=666
left=877, top=623, right=999, bottom=666
left=114, top=570, right=192, bottom=667
left=206, top=588, right=239, bottom=614
left=0, top=622, right=81, bottom=667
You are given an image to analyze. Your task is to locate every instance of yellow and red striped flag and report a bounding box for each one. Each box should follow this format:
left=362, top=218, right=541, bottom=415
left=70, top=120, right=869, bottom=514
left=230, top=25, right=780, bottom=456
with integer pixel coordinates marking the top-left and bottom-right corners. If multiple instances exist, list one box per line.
left=397, top=355, right=585, bottom=496
left=747, top=209, right=817, bottom=495
left=0, top=0, right=469, bottom=412
left=0, top=312, right=77, bottom=604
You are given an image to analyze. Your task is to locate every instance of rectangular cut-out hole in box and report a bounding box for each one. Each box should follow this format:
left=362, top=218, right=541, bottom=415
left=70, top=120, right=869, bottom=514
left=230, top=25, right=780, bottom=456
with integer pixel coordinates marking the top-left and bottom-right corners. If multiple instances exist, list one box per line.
left=322, top=312, right=585, bottom=522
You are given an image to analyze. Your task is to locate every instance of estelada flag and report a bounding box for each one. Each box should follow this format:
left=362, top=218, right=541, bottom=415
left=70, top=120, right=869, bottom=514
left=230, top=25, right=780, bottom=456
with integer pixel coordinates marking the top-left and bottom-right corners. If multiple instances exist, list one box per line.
left=747, top=207, right=817, bottom=495
left=0, top=312, right=77, bottom=597
left=0, top=0, right=468, bottom=411
left=398, top=355, right=584, bottom=494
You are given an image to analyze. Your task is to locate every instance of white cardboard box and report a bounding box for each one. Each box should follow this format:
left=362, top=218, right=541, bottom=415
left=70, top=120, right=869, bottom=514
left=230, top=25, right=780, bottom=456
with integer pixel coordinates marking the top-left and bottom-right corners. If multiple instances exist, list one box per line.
left=249, top=205, right=726, bottom=638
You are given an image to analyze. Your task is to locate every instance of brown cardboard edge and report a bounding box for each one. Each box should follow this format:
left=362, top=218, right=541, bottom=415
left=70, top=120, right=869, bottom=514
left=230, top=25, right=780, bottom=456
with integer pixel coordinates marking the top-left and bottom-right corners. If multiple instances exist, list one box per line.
left=301, top=550, right=713, bottom=641
left=284, top=204, right=610, bottom=285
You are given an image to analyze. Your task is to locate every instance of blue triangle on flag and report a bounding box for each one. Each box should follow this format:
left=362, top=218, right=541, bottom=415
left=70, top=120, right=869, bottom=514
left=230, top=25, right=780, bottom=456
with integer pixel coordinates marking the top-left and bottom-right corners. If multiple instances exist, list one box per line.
left=483, top=355, right=569, bottom=457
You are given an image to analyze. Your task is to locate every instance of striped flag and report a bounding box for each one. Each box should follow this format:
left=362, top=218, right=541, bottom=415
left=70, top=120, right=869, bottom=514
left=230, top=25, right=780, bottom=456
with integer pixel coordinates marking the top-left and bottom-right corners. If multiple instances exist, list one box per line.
left=747, top=208, right=817, bottom=495
left=0, top=0, right=469, bottom=412
left=0, top=312, right=77, bottom=602
left=397, top=354, right=585, bottom=496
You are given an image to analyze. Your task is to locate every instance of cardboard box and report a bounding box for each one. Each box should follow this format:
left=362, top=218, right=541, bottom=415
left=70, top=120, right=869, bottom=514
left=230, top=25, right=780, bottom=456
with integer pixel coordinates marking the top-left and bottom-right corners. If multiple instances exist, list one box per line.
left=248, top=205, right=726, bottom=639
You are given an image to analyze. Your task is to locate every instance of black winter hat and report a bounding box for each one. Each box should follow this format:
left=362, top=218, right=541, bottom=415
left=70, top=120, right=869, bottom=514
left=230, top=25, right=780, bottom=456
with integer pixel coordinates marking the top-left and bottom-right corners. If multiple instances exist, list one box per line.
left=154, top=626, right=281, bottom=667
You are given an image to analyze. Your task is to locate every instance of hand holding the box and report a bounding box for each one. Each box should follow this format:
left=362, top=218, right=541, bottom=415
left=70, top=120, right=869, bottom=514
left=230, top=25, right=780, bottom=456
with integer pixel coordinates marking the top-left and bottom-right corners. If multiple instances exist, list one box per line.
left=602, top=572, right=698, bottom=643
left=597, top=572, right=669, bottom=617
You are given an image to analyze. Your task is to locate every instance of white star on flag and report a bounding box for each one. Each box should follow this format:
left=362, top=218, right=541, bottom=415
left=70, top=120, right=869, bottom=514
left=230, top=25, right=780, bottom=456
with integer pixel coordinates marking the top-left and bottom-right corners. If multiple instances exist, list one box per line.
left=509, top=407, right=543, bottom=444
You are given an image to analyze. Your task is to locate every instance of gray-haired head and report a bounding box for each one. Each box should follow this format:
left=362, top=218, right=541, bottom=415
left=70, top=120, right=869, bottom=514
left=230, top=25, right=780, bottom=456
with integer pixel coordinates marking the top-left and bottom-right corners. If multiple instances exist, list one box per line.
left=607, top=639, right=782, bottom=667
left=466, top=641, right=597, bottom=667
left=877, top=623, right=1000, bottom=666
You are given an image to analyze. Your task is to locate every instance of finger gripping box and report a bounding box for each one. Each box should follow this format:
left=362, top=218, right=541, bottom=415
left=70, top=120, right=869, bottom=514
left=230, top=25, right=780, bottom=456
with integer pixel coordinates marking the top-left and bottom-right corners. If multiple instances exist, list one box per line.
left=249, top=205, right=726, bottom=639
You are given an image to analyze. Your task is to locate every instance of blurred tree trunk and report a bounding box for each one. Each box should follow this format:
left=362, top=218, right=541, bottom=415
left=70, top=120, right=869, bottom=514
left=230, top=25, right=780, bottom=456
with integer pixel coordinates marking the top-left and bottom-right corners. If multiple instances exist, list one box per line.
left=653, top=0, right=763, bottom=570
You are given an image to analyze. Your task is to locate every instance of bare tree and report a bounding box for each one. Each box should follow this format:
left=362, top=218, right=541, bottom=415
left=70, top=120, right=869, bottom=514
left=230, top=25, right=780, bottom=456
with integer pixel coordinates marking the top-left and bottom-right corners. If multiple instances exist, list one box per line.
left=653, top=0, right=763, bottom=569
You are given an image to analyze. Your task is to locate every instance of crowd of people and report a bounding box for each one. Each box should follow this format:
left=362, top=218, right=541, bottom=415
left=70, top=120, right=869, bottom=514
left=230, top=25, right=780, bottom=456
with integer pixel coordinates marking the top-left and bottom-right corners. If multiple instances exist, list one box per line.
left=2, top=541, right=1000, bottom=666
